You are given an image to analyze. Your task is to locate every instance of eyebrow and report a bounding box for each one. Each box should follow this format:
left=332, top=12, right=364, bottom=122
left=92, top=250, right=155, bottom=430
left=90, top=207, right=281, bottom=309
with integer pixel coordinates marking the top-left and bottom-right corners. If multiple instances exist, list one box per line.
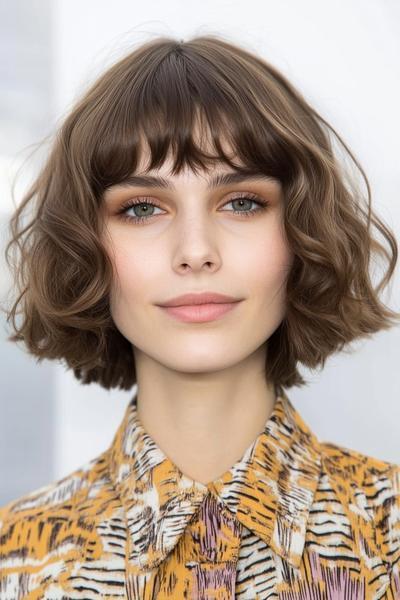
left=107, top=171, right=277, bottom=193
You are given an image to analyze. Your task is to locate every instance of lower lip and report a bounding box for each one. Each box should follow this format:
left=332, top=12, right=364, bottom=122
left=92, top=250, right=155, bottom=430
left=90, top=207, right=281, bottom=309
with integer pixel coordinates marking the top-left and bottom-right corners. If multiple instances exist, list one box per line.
left=158, top=302, right=241, bottom=323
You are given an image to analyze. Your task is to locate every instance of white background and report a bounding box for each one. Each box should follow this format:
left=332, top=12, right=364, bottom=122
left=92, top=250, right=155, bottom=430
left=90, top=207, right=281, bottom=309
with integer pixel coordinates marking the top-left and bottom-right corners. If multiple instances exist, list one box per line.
left=1, top=0, right=399, bottom=504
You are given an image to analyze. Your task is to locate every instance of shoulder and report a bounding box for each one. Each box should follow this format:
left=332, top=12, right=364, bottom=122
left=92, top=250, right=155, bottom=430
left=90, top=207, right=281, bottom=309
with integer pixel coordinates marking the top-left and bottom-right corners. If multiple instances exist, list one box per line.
left=317, top=439, right=400, bottom=514
left=0, top=449, right=112, bottom=523
left=318, top=438, right=398, bottom=480
left=318, top=439, right=400, bottom=569
left=0, top=448, right=119, bottom=595
left=318, top=439, right=400, bottom=508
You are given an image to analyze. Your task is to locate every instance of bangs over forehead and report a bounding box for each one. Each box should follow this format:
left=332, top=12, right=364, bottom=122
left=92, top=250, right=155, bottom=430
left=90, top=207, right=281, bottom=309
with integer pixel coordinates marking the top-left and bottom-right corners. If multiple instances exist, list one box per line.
left=80, top=38, right=304, bottom=198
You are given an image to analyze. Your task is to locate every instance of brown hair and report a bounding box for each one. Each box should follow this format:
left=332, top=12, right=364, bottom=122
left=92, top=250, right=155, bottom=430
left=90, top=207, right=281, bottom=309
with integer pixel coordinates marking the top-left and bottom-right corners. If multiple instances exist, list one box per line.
left=3, top=34, right=399, bottom=391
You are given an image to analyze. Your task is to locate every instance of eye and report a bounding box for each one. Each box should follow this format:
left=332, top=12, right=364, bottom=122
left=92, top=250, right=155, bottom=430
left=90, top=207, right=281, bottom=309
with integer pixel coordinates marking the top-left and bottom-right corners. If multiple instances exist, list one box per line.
left=116, top=193, right=270, bottom=224
left=117, top=197, right=163, bottom=223
left=221, top=194, right=270, bottom=218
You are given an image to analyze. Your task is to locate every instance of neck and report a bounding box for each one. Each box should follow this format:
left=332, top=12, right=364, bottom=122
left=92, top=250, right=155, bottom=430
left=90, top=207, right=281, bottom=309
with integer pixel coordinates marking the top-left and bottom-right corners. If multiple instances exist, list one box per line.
left=133, top=347, right=277, bottom=485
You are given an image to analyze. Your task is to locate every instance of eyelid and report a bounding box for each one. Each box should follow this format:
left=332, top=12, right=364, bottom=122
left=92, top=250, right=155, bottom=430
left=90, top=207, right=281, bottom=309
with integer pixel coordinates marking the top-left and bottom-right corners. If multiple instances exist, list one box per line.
left=117, top=190, right=267, bottom=210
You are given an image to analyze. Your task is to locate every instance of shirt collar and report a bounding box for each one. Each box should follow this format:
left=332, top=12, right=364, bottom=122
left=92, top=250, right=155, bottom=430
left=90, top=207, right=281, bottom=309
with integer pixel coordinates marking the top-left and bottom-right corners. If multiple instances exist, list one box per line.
left=108, top=385, right=322, bottom=572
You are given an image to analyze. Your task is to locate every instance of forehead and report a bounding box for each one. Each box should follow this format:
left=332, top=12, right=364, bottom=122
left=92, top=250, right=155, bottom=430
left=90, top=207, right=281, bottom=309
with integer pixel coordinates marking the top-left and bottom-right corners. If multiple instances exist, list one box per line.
left=134, top=113, right=242, bottom=175
left=103, top=148, right=248, bottom=197
left=102, top=110, right=282, bottom=198
left=136, top=155, right=238, bottom=180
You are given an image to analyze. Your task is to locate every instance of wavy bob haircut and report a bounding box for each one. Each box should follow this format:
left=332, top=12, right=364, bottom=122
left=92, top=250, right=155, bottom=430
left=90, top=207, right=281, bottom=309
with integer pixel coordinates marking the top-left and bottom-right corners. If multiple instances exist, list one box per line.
left=3, top=34, right=400, bottom=391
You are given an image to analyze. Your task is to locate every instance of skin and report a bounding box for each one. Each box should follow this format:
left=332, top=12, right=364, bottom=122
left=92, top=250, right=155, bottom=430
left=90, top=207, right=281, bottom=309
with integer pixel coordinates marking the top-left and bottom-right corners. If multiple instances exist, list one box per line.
left=101, top=136, right=294, bottom=486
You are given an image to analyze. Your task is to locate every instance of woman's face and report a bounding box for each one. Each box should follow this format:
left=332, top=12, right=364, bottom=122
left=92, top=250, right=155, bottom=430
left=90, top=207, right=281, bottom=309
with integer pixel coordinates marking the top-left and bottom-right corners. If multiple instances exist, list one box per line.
left=101, top=147, right=294, bottom=376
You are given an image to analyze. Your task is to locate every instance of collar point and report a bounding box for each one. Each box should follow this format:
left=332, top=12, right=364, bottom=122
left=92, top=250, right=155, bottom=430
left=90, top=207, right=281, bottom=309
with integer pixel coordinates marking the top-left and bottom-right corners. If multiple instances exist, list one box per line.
left=270, top=514, right=307, bottom=570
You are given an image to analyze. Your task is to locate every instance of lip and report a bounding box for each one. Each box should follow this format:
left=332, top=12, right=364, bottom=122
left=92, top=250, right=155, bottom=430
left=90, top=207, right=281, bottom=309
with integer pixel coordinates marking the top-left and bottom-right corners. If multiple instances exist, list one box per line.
left=157, top=292, right=241, bottom=307
left=158, top=301, right=241, bottom=323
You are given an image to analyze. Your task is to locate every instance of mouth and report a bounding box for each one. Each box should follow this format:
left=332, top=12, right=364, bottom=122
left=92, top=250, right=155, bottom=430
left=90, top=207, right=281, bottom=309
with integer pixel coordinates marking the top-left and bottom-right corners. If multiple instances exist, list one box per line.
left=157, top=301, right=242, bottom=323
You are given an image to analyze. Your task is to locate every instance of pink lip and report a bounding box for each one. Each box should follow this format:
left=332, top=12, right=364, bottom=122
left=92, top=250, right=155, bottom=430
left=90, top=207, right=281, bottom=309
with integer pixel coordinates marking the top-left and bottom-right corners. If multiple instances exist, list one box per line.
left=159, top=301, right=241, bottom=323
left=158, top=292, right=240, bottom=307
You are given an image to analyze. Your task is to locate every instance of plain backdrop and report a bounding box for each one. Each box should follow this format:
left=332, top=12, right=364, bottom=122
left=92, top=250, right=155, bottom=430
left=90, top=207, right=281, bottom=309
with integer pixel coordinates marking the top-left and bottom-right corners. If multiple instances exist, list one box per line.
left=0, top=0, right=399, bottom=505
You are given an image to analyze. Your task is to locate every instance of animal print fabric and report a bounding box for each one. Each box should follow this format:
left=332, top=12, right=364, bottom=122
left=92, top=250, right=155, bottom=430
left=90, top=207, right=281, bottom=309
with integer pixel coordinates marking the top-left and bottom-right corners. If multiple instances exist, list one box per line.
left=1, top=386, right=399, bottom=599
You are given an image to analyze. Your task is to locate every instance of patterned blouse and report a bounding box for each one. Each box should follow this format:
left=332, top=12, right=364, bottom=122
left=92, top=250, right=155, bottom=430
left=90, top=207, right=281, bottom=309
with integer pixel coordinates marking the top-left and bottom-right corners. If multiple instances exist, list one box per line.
left=0, top=386, right=399, bottom=599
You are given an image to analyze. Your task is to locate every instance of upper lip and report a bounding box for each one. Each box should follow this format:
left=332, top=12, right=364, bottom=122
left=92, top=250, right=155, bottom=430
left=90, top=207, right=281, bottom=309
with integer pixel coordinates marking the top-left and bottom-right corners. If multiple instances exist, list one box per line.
left=157, top=292, right=241, bottom=307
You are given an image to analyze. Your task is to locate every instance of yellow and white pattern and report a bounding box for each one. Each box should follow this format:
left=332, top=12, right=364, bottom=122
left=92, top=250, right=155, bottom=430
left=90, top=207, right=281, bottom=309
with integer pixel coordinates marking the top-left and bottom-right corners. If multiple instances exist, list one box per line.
left=1, top=387, right=399, bottom=599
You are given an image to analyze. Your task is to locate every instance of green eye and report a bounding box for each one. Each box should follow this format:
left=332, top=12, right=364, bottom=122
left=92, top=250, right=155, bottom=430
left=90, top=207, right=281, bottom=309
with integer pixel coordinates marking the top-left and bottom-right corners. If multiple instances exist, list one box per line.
left=118, top=194, right=269, bottom=224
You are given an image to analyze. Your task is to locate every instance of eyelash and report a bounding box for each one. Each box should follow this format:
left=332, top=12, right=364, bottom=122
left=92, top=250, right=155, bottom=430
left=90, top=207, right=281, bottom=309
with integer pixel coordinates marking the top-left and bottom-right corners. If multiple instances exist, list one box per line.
left=117, top=193, right=270, bottom=224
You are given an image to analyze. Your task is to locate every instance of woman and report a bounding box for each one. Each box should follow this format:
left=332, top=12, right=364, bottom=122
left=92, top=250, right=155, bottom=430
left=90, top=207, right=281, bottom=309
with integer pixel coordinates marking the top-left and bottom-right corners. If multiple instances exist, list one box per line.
left=0, top=35, right=399, bottom=599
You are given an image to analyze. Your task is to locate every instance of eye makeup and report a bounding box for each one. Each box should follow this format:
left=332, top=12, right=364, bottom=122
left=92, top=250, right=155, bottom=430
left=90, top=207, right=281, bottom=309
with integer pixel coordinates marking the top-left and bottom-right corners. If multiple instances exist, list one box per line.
left=115, top=192, right=270, bottom=225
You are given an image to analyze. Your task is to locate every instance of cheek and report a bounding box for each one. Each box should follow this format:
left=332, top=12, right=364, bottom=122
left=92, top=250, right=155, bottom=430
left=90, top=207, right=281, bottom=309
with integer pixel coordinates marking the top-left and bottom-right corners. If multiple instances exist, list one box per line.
left=242, top=226, right=294, bottom=292
left=107, top=240, right=162, bottom=316
left=249, top=237, right=293, bottom=327
left=107, top=243, right=143, bottom=312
